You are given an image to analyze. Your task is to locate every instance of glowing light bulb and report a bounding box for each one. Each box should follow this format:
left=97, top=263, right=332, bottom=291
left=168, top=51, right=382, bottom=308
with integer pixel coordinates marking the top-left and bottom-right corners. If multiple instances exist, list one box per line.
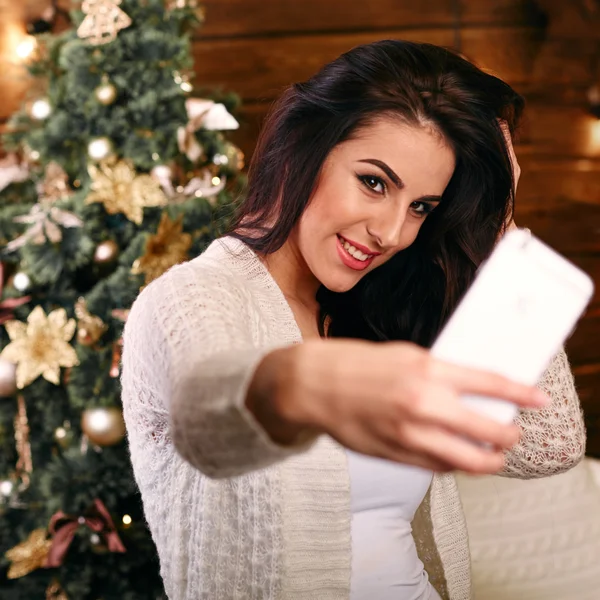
left=122, top=514, right=132, bottom=525
left=212, top=176, right=221, bottom=186
left=16, top=36, right=37, bottom=60
left=31, top=99, right=51, bottom=120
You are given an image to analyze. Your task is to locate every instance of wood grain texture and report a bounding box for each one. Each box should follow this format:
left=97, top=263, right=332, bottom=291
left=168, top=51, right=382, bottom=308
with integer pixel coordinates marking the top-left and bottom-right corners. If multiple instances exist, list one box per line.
left=567, top=308, right=600, bottom=366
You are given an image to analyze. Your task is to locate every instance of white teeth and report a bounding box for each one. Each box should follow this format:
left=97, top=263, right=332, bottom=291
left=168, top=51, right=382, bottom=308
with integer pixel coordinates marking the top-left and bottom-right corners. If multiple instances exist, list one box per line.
left=340, top=237, right=371, bottom=261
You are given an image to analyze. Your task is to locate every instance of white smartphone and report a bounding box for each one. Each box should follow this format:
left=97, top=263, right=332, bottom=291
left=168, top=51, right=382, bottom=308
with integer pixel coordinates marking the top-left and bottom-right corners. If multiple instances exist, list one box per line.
left=431, top=228, right=594, bottom=424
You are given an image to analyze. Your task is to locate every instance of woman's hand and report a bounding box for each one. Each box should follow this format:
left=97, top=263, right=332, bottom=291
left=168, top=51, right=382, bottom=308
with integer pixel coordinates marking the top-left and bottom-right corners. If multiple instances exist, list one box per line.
left=255, top=339, right=549, bottom=475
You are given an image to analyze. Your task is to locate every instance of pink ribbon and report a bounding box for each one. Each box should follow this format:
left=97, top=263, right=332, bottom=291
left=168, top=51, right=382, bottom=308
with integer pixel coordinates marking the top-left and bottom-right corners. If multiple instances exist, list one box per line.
left=45, top=499, right=126, bottom=567
left=0, top=263, right=31, bottom=325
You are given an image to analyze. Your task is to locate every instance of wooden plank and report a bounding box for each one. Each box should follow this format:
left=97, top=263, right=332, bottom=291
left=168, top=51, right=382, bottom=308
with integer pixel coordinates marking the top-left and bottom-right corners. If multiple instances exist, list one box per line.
left=516, top=168, right=600, bottom=210
left=193, top=29, right=457, bottom=101
left=199, top=0, right=555, bottom=37
left=200, top=0, right=457, bottom=37
left=573, top=364, right=600, bottom=416
left=460, top=0, right=550, bottom=25
left=517, top=199, right=600, bottom=254
left=565, top=256, right=600, bottom=309
left=192, top=27, right=594, bottom=104
left=567, top=308, right=600, bottom=366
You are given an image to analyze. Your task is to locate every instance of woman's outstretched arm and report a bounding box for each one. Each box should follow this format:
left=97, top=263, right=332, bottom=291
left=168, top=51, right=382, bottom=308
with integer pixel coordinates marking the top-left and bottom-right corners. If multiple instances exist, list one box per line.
left=500, top=347, right=586, bottom=479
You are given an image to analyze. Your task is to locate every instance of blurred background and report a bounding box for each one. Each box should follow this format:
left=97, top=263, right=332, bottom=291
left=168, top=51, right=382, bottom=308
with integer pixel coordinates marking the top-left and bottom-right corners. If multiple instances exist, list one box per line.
left=0, top=1, right=599, bottom=599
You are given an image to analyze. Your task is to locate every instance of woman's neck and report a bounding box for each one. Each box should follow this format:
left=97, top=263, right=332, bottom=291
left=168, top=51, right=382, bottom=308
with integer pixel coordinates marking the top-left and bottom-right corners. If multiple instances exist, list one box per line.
left=259, top=239, right=321, bottom=314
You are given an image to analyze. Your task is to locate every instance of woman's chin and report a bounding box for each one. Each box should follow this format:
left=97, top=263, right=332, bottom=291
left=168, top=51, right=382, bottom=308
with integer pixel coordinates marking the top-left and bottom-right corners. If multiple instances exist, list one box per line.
left=320, top=272, right=363, bottom=293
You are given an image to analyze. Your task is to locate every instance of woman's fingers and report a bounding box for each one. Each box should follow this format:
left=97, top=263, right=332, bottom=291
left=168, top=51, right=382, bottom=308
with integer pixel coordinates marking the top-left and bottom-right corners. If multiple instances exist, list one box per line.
left=401, top=424, right=506, bottom=475
left=431, top=359, right=549, bottom=410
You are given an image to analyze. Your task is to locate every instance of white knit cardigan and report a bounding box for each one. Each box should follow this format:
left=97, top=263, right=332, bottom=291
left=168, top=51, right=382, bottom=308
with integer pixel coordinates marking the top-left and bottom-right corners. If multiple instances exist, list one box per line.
left=121, top=236, right=586, bottom=600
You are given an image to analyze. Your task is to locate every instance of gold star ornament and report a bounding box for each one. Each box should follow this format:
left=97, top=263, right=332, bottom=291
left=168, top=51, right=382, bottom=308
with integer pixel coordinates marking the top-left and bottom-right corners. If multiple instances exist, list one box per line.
left=86, top=159, right=167, bottom=225
left=5, top=528, right=52, bottom=579
left=131, top=212, right=192, bottom=285
left=0, top=306, right=79, bottom=389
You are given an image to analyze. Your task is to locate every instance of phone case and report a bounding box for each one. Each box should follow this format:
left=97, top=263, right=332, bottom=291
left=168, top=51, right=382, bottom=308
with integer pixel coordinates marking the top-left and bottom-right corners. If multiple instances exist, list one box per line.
left=431, top=228, right=594, bottom=424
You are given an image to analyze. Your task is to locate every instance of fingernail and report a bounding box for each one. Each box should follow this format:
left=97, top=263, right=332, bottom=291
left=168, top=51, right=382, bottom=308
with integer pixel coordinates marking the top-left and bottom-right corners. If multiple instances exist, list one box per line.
left=534, top=390, right=551, bottom=406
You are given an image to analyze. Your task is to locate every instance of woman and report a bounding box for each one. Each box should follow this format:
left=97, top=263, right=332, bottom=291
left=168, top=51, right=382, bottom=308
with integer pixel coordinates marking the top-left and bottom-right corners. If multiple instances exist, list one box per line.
left=121, top=40, right=585, bottom=600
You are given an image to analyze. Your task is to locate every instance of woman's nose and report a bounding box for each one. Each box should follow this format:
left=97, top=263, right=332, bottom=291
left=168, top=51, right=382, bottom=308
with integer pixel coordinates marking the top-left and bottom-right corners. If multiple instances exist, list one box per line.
left=367, top=209, right=406, bottom=250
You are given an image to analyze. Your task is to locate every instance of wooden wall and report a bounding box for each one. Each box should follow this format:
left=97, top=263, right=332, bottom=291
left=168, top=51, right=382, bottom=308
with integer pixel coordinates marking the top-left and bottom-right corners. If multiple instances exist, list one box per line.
left=2, top=0, right=600, bottom=454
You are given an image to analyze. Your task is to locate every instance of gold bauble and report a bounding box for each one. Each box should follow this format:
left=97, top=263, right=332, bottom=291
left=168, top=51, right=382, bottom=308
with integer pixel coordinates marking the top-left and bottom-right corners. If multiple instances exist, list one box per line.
left=95, top=81, right=117, bottom=105
left=93, top=239, right=119, bottom=264
left=54, top=422, right=74, bottom=449
left=81, top=407, right=126, bottom=446
left=223, top=142, right=245, bottom=171
left=0, top=358, right=18, bottom=397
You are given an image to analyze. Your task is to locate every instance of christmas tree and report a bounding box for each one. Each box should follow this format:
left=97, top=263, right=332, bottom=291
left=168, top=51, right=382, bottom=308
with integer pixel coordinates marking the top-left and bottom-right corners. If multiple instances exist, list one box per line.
left=0, top=1, right=245, bottom=597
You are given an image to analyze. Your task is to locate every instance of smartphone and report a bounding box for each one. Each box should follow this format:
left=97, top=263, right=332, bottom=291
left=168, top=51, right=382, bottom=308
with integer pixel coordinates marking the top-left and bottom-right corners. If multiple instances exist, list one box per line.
left=431, top=228, right=594, bottom=424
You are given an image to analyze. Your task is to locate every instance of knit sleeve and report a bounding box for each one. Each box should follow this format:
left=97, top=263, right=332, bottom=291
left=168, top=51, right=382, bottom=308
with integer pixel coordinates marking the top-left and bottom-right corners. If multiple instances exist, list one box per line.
left=498, top=347, right=586, bottom=479
left=121, top=261, right=316, bottom=480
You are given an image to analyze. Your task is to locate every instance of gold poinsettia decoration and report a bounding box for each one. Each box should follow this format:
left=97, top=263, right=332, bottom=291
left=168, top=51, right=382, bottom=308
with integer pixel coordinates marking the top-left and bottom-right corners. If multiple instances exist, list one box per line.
left=85, top=159, right=167, bottom=225
left=0, top=306, right=79, bottom=389
left=5, top=528, right=51, bottom=579
left=74, top=297, right=108, bottom=346
left=131, top=212, right=192, bottom=285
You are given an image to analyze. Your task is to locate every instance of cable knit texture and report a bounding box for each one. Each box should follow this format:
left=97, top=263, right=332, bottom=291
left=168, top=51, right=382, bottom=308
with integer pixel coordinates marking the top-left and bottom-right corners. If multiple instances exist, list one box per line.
left=121, top=236, right=585, bottom=600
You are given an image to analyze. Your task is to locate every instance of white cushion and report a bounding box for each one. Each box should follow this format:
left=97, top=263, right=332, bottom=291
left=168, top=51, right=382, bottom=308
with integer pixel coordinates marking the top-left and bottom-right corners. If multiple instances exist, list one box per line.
left=455, top=459, right=600, bottom=600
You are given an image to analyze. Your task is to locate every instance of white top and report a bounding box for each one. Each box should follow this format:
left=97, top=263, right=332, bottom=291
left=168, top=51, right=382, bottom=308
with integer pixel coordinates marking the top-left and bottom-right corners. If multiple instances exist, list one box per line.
left=347, top=451, right=441, bottom=600
left=120, top=235, right=585, bottom=600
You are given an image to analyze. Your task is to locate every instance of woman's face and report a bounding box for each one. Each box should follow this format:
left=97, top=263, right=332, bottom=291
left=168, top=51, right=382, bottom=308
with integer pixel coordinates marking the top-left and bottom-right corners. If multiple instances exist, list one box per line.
left=294, top=117, right=456, bottom=293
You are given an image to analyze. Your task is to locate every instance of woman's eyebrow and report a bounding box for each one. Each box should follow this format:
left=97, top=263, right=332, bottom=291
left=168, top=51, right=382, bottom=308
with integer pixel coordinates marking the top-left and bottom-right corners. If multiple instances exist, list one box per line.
left=357, top=158, right=442, bottom=202
left=358, top=158, right=404, bottom=189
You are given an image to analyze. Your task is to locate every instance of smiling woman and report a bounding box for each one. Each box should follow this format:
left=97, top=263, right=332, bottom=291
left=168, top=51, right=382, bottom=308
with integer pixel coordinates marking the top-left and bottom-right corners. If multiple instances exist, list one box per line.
left=121, top=39, right=585, bottom=600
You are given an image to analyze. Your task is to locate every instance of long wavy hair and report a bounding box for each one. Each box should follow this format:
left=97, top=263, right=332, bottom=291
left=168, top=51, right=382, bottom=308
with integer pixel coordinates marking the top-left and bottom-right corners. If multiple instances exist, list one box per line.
left=227, top=39, right=524, bottom=347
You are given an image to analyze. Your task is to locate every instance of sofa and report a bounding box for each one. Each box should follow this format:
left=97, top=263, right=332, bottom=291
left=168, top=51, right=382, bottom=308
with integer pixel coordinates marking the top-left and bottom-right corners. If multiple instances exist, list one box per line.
left=455, top=458, right=600, bottom=600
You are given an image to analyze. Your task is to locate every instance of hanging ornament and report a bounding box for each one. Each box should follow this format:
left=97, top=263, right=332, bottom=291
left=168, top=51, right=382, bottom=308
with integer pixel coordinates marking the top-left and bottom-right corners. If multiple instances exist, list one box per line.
left=11, top=272, right=32, bottom=293
left=5, top=528, right=52, bottom=579
left=46, top=499, right=126, bottom=567
left=223, top=141, right=245, bottom=171
left=152, top=165, right=226, bottom=205
left=37, top=162, right=74, bottom=204
left=14, top=394, right=32, bottom=490
left=0, top=351, right=20, bottom=396
left=0, top=359, right=18, bottom=397
left=93, top=239, right=119, bottom=264
left=166, top=0, right=205, bottom=22
left=85, top=159, right=167, bottom=225
left=0, top=154, right=30, bottom=193
left=111, top=308, right=130, bottom=323
left=131, top=212, right=192, bottom=285
left=1, top=263, right=32, bottom=326
left=54, top=421, right=74, bottom=449
left=23, top=145, right=41, bottom=164
left=81, top=407, right=126, bottom=446
left=77, top=0, right=132, bottom=46
left=0, top=306, right=79, bottom=389
left=87, top=137, right=114, bottom=161
left=95, top=77, right=118, bottom=105
left=46, top=579, right=69, bottom=600
left=29, top=98, right=52, bottom=121
left=109, top=338, right=123, bottom=378
left=177, top=98, right=239, bottom=162
left=75, top=297, right=108, bottom=346
left=5, top=203, right=83, bottom=253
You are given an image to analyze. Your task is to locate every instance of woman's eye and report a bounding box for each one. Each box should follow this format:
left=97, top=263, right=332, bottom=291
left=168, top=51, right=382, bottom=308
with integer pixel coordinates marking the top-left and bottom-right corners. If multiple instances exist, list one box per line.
left=411, top=201, right=434, bottom=217
left=358, top=174, right=387, bottom=195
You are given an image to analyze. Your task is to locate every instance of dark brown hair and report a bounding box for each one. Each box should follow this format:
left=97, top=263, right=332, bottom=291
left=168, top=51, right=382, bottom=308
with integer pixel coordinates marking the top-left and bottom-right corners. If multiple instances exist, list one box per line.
left=227, top=39, right=524, bottom=346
